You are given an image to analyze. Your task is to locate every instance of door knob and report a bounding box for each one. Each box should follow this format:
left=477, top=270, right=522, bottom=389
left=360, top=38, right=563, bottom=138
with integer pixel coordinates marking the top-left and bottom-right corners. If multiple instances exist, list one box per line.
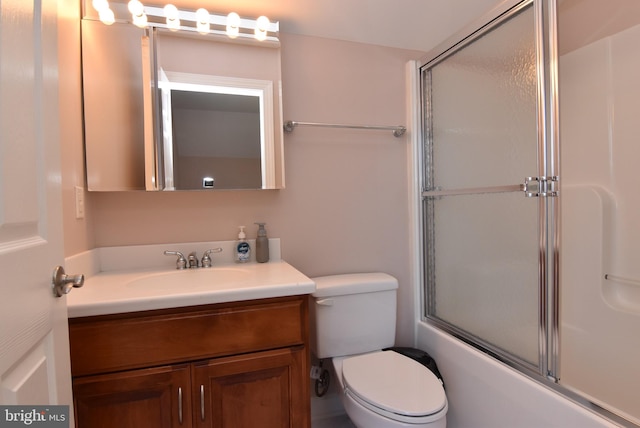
left=52, top=266, right=84, bottom=297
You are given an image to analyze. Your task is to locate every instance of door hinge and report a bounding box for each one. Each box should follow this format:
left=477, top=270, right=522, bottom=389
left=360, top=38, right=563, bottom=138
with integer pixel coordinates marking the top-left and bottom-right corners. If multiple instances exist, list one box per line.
left=524, top=176, right=559, bottom=197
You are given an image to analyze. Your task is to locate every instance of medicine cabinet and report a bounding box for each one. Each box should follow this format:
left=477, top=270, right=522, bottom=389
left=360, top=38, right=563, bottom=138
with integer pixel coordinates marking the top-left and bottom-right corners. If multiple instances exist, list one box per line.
left=81, top=18, right=285, bottom=191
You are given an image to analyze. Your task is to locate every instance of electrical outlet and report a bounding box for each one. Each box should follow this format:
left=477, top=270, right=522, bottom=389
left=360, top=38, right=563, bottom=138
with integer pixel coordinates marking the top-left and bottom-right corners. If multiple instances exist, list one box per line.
left=75, top=186, right=85, bottom=219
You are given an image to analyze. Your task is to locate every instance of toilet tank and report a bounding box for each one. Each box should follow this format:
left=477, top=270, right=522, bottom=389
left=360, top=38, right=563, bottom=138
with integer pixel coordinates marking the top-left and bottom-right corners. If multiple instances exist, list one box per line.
left=310, top=273, right=398, bottom=359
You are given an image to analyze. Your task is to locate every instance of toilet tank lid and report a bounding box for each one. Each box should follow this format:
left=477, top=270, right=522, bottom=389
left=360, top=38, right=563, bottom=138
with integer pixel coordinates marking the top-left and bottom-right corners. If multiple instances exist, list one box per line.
left=311, top=273, right=398, bottom=298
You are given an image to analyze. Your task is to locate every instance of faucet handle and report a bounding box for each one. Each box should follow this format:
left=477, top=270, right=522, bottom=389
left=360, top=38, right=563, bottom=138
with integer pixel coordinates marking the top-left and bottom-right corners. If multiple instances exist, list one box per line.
left=201, top=248, right=223, bottom=268
left=164, top=250, right=187, bottom=270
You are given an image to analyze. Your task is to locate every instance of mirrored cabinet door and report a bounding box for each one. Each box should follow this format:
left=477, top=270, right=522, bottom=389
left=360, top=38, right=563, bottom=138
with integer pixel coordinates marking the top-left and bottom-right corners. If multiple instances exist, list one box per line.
left=81, top=18, right=285, bottom=191
left=82, top=20, right=147, bottom=191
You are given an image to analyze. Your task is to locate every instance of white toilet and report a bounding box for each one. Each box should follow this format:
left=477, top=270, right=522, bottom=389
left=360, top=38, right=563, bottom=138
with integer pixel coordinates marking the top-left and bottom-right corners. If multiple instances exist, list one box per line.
left=310, top=273, right=448, bottom=428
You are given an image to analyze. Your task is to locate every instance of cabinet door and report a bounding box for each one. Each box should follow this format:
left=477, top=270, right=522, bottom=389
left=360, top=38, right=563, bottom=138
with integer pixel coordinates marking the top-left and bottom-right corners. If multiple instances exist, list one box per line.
left=73, top=364, right=192, bottom=428
left=193, top=347, right=309, bottom=428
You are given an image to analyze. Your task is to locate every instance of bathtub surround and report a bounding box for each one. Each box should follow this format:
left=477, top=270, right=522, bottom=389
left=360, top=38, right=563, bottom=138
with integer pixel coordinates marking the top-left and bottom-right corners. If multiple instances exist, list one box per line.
left=559, top=21, right=640, bottom=425
left=416, top=323, right=618, bottom=428
left=411, top=1, right=638, bottom=426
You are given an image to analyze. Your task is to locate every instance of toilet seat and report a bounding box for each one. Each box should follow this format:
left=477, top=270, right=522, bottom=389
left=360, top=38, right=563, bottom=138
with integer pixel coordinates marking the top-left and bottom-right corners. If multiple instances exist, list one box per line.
left=341, top=351, right=447, bottom=424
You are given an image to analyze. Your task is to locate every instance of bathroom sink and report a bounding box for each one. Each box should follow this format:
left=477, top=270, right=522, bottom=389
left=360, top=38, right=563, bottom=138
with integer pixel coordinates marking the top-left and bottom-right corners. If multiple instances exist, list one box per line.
left=125, top=267, right=251, bottom=291
left=67, top=259, right=317, bottom=318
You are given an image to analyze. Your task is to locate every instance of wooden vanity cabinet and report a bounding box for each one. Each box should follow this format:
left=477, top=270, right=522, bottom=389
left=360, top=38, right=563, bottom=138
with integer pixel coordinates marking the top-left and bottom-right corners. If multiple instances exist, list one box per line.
left=73, top=364, right=192, bottom=428
left=68, top=295, right=311, bottom=428
left=192, top=347, right=308, bottom=428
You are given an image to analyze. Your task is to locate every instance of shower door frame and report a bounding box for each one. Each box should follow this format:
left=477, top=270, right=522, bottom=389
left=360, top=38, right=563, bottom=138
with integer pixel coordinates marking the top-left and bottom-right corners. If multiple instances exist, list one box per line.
left=418, top=0, right=560, bottom=381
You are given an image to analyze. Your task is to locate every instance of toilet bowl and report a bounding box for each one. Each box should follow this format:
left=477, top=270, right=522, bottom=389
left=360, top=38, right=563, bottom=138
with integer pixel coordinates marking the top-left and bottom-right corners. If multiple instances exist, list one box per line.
left=310, top=273, right=448, bottom=428
left=336, top=351, right=447, bottom=427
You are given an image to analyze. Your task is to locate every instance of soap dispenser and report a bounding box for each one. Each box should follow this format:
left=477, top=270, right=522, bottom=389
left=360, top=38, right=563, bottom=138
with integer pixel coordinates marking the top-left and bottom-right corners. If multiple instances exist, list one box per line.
left=235, top=226, right=251, bottom=263
left=255, top=222, right=269, bottom=263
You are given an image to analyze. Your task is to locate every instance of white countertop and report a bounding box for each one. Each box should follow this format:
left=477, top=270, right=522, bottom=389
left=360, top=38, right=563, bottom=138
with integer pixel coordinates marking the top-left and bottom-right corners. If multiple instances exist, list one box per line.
left=66, top=259, right=316, bottom=318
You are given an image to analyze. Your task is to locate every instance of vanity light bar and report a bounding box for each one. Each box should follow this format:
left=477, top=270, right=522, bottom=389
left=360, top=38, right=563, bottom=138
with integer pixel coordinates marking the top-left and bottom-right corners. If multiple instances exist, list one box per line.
left=143, top=6, right=279, bottom=41
left=90, top=1, right=279, bottom=42
left=92, top=0, right=116, bottom=24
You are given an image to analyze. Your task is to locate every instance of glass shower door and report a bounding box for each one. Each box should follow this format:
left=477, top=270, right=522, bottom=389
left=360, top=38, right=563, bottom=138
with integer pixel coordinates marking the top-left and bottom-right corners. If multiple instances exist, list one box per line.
left=420, top=0, right=555, bottom=371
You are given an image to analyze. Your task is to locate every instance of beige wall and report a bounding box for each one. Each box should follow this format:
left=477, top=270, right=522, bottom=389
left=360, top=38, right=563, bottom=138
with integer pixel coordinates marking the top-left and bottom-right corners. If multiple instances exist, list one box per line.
left=60, top=19, right=423, bottom=345
left=59, top=0, right=95, bottom=256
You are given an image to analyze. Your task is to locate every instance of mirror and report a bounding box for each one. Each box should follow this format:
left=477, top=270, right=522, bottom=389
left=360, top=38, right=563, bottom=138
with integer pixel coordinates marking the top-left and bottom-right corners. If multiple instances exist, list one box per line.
left=158, top=71, right=276, bottom=190
left=81, top=16, right=284, bottom=191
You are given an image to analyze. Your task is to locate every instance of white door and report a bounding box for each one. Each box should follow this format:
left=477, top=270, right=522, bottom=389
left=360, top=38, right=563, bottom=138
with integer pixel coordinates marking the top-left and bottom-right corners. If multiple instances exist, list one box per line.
left=0, top=0, right=74, bottom=419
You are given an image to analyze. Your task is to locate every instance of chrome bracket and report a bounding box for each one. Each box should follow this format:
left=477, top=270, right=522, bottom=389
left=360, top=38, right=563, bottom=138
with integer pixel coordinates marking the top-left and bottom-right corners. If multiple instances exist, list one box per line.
left=524, top=176, right=559, bottom=197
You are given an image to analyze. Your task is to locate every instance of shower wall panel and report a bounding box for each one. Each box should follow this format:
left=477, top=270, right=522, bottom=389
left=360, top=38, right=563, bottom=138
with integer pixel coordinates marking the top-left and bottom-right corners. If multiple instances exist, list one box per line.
left=559, top=22, right=640, bottom=425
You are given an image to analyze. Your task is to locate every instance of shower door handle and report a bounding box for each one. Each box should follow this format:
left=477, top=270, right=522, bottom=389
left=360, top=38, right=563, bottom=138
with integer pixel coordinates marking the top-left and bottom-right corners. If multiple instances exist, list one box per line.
left=523, top=176, right=559, bottom=197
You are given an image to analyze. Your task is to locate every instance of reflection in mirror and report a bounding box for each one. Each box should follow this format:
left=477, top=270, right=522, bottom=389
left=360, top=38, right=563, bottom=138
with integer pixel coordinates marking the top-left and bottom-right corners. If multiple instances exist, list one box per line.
left=82, top=20, right=147, bottom=191
left=171, top=91, right=259, bottom=189
left=158, top=72, right=275, bottom=190
left=152, top=28, right=284, bottom=191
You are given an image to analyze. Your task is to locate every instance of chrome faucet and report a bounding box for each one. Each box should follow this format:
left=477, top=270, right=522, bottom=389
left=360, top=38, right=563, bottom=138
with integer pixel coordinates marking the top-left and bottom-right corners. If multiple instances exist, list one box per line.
left=165, top=249, right=223, bottom=269
left=188, top=251, right=199, bottom=269
left=164, top=251, right=187, bottom=270
left=201, top=248, right=223, bottom=268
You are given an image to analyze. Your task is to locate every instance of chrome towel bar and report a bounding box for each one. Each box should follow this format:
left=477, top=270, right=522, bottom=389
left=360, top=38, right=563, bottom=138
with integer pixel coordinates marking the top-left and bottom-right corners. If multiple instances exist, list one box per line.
left=283, top=120, right=406, bottom=137
left=604, top=274, right=640, bottom=287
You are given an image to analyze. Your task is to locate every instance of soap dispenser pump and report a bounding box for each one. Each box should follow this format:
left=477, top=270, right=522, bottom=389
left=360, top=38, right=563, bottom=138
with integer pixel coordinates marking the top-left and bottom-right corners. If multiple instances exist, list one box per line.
left=255, top=222, right=269, bottom=263
left=235, top=226, right=251, bottom=263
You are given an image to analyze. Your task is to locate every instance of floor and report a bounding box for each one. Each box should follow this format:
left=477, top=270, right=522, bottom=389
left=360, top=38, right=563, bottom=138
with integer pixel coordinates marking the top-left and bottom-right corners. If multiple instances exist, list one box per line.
left=310, top=360, right=355, bottom=427
left=312, top=414, right=356, bottom=428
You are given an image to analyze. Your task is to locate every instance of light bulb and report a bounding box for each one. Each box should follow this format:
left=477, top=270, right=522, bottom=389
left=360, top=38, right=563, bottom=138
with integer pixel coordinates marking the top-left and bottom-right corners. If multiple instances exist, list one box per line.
left=99, top=8, right=115, bottom=25
left=255, top=16, right=270, bottom=41
left=256, top=16, right=270, bottom=31
left=92, top=0, right=109, bottom=12
left=164, top=4, right=178, bottom=18
left=127, top=0, right=144, bottom=17
left=226, top=12, right=240, bottom=38
left=133, top=12, right=148, bottom=28
left=196, top=8, right=210, bottom=34
left=164, top=4, right=180, bottom=31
